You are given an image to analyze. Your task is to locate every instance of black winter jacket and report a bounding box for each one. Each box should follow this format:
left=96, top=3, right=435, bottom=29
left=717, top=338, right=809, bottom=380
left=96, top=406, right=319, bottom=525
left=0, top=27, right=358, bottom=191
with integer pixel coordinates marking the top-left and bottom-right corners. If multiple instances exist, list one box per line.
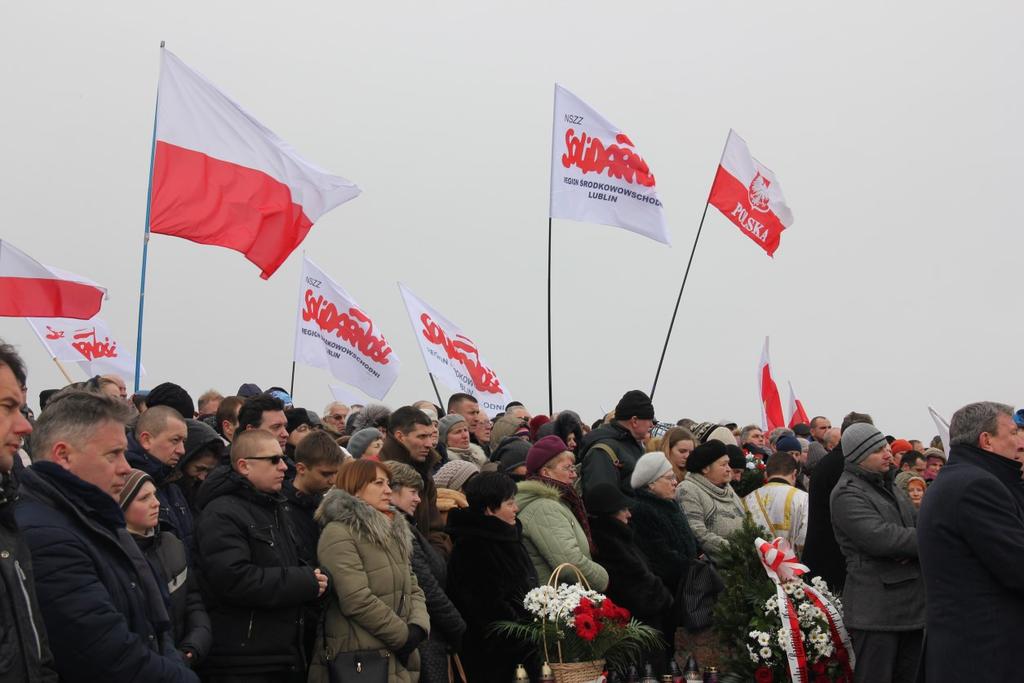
left=580, top=422, right=644, bottom=497
left=446, top=509, right=538, bottom=683
left=194, top=465, right=320, bottom=677
left=15, top=462, right=197, bottom=683
left=133, top=530, right=212, bottom=665
left=126, top=433, right=195, bottom=558
left=589, top=514, right=671, bottom=627
left=918, top=444, right=1024, bottom=683
left=628, top=489, right=699, bottom=595
left=0, top=471, right=57, bottom=683
left=406, top=514, right=465, bottom=683
left=802, top=445, right=847, bottom=592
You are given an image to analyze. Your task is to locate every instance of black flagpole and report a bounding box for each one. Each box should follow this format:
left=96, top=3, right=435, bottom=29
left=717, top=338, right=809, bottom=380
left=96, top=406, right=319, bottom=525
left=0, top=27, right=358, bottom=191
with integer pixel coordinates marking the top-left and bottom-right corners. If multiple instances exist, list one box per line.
left=547, top=217, right=553, bottom=415
left=428, top=373, right=445, bottom=410
left=650, top=201, right=710, bottom=400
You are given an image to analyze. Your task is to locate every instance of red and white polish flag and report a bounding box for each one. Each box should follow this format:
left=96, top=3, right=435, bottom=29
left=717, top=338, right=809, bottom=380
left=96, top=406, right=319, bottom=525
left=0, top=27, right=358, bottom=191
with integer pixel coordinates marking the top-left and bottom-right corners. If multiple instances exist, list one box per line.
left=0, top=241, right=105, bottom=319
left=787, top=381, right=810, bottom=429
left=294, top=256, right=400, bottom=400
left=151, top=50, right=362, bottom=279
left=550, top=84, right=670, bottom=245
left=398, top=283, right=511, bottom=418
left=708, top=130, right=793, bottom=257
left=759, top=337, right=785, bottom=432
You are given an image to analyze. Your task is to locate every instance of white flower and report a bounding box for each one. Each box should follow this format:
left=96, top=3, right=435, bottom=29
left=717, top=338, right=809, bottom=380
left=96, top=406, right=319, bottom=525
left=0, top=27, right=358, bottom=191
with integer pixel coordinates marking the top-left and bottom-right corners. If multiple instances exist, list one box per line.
left=759, top=646, right=772, bottom=660
left=748, top=645, right=759, bottom=662
left=793, top=588, right=805, bottom=600
left=757, top=632, right=771, bottom=646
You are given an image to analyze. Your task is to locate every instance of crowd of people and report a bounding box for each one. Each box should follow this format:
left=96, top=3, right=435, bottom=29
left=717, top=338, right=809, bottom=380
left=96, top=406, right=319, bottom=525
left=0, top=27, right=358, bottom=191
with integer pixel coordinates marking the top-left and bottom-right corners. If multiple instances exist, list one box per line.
left=0, top=337, right=1022, bottom=683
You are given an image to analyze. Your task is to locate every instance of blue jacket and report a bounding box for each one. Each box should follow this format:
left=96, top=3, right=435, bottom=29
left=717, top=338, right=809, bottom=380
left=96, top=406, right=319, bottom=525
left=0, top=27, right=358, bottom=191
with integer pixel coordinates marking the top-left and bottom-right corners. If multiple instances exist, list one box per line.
left=126, top=433, right=195, bottom=558
left=14, top=461, right=198, bottom=683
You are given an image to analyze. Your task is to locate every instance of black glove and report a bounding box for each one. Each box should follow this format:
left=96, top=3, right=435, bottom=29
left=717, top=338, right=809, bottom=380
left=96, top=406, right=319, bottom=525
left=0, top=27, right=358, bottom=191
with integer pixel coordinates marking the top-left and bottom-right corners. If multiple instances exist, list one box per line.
left=395, top=625, right=427, bottom=666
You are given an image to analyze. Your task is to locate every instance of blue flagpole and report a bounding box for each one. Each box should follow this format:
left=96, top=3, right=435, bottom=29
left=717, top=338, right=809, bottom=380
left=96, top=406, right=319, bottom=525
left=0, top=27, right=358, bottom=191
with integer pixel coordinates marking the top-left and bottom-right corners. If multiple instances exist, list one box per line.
left=134, top=41, right=164, bottom=393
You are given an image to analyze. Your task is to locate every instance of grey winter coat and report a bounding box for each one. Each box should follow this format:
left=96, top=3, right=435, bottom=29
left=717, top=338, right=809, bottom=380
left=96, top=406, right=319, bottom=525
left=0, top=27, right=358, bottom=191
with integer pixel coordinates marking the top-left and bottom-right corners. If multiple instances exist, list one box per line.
left=310, top=490, right=429, bottom=683
left=830, top=464, right=925, bottom=631
left=675, top=473, right=745, bottom=563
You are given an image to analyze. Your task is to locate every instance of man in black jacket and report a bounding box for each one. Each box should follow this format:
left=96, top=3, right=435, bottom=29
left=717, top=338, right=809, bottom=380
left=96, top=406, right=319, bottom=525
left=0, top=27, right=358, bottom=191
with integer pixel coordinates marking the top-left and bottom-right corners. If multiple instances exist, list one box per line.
left=918, top=401, right=1024, bottom=683
left=15, top=388, right=197, bottom=683
left=194, top=429, right=327, bottom=683
left=127, top=405, right=195, bottom=554
left=580, top=390, right=656, bottom=497
left=0, top=341, right=58, bottom=682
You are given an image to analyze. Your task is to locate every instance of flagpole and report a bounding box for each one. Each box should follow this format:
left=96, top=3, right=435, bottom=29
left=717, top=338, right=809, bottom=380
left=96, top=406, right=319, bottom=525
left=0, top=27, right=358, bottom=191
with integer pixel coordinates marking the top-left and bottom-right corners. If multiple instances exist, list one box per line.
left=24, top=320, right=78, bottom=385
left=650, top=201, right=710, bottom=399
left=289, top=361, right=296, bottom=397
left=650, top=134, right=732, bottom=400
left=133, top=40, right=164, bottom=393
left=428, top=373, right=444, bottom=410
left=546, top=217, right=553, bottom=416
left=52, top=357, right=74, bottom=385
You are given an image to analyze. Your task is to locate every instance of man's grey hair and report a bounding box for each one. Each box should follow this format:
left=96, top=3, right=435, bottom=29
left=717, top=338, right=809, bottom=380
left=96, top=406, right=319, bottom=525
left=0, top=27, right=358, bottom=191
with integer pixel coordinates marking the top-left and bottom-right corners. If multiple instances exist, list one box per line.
left=323, top=401, right=347, bottom=415
left=949, top=401, right=1015, bottom=448
left=768, top=427, right=795, bottom=446
left=740, top=424, right=762, bottom=442
left=32, top=390, right=133, bottom=459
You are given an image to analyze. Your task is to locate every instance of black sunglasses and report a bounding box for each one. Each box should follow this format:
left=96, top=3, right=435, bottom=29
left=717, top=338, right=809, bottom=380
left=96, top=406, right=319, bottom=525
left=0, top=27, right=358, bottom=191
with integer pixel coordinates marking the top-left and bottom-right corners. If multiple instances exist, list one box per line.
left=244, top=455, right=285, bottom=465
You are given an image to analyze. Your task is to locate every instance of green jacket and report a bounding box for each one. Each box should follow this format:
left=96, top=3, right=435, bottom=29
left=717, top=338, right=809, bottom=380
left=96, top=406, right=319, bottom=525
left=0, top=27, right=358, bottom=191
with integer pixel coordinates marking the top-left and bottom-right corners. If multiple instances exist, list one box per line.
left=309, top=490, right=429, bottom=683
left=515, top=480, right=608, bottom=591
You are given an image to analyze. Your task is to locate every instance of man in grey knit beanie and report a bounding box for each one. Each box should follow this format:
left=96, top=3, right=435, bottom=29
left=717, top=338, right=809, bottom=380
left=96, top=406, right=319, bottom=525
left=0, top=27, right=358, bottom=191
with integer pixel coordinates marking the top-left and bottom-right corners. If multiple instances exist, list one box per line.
left=831, top=421, right=923, bottom=682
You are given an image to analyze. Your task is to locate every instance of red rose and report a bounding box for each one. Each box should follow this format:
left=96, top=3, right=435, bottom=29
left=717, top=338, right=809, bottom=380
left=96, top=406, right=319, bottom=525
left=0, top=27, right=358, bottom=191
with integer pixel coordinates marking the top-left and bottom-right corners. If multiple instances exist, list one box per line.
left=754, top=666, right=773, bottom=683
left=599, top=598, right=622, bottom=621
left=574, top=612, right=600, bottom=641
left=614, top=605, right=631, bottom=623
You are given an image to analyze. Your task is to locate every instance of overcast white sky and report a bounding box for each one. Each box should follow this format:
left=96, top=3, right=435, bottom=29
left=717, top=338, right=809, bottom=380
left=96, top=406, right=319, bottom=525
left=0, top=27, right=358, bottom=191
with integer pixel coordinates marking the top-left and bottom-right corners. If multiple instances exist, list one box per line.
left=1, top=1, right=1020, bottom=439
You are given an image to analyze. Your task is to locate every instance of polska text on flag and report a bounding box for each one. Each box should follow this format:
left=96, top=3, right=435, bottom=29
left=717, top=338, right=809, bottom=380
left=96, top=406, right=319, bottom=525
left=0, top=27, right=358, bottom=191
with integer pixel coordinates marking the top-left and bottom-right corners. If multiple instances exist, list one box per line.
left=150, top=50, right=361, bottom=279
left=398, top=283, right=511, bottom=418
left=294, top=256, right=400, bottom=400
left=708, top=130, right=793, bottom=256
left=549, top=84, right=670, bottom=245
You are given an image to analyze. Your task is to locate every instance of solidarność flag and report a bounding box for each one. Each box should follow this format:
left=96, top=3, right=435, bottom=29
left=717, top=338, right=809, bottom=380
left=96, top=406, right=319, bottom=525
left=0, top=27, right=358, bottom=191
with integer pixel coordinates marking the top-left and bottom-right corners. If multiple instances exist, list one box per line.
left=0, top=241, right=105, bottom=319
left=294, top=255, right=400, bottom=400
left=709, top=130, right=793, bottom=256
left=549, top=84, right=670, bottom=245
left=398, top=283, right=512, bottom=418
left=759, top=337, right=785, bottom=432
left=787, top=381, right=810, bottom=429
left=150, top=50, right=362, bottom=279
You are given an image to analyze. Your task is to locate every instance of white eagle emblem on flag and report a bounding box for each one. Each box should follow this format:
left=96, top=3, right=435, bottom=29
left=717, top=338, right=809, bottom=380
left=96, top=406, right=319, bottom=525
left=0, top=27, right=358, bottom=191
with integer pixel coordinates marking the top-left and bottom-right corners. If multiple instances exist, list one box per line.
left=748, top=171, right=772, bottom=213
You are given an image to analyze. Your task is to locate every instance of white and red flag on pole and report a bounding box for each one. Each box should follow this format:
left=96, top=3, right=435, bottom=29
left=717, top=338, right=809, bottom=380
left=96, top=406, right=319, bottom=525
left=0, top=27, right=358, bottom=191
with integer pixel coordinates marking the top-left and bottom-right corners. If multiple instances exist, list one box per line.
left=787, top=381, right=810, bottom=428
left=294, top=256, right=400, bottom=400
left=0, top=241, right=105, bottom=319
left=398, top=283, right=512, bottom=418
left=27, top=315, right=142, bottom=380
left=759, top=337, right=785, bottom=432
left=708, top=130, right=793, bottom=257
left=549, top=84, right=670, bottom=245
left=150, top=50, right=362, bottom=279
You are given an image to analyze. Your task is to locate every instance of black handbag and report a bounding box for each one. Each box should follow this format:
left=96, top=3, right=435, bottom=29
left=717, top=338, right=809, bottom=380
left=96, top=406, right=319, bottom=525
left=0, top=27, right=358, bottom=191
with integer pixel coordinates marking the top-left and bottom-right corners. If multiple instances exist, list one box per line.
left=327, top=649, right=389, bottom=683
left=675, top=557, right=725, bottom=631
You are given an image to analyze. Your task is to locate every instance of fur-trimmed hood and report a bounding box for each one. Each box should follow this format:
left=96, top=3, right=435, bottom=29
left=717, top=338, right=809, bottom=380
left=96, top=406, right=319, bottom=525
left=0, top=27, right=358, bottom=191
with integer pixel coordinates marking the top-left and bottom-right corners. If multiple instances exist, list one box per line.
left=515, top=478, right=562, bottom=508
left=315, top=488, right=412, bottom=560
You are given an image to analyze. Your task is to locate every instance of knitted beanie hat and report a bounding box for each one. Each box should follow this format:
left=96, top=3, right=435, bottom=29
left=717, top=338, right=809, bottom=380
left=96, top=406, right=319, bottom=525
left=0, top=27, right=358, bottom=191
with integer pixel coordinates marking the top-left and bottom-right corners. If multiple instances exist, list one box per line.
left=630, top=452, right=673, bottom=489
left=348, top=428, right=383, bottom=459
left=841, top=423, right=888, bottom=465
left=119, top=469, right=155, bottom=510
left=438, top=414, right=467, bottom=446
left=433, top=460, right=480, bottom=492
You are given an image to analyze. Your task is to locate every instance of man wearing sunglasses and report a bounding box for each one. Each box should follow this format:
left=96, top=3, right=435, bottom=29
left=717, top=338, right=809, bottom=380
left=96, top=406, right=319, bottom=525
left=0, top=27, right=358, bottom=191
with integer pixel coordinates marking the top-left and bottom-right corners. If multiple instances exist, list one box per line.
left=194, top=429, right=328, bottom=683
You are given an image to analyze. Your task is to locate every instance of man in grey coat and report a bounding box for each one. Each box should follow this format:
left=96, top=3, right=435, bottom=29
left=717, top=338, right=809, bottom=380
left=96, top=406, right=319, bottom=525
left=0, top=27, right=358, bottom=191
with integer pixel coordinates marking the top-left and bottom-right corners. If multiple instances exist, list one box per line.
left=830, top=422, right=924, bottom=683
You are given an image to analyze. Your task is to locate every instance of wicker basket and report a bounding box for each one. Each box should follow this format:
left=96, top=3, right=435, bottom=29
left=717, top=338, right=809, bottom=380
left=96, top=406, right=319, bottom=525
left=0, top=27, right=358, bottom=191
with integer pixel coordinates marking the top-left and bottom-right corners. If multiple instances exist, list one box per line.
left=542, top=564, right=605, bottom=683
left=549, top=659, right=606, bottom=683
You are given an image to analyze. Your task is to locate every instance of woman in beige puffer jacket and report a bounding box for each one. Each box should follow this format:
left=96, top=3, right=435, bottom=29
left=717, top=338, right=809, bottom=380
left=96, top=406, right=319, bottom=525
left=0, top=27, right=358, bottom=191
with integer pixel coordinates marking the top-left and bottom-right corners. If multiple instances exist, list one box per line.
left=309, top=460, right=429, bottom=683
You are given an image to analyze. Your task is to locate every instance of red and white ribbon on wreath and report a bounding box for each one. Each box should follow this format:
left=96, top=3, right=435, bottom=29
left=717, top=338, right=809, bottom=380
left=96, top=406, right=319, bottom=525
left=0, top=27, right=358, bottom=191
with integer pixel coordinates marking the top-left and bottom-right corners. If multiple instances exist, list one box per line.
left=803, top=584, right=856, bottom=679
left=756, top=537, right=809, bottom=682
